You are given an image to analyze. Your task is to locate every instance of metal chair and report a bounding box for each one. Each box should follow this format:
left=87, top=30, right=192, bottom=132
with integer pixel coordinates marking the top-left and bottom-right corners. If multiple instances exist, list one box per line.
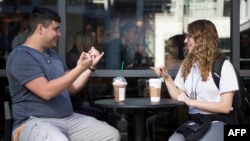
left=4, top=101, right=12, bottom=141
left=137, top=78, right=148, bottom=97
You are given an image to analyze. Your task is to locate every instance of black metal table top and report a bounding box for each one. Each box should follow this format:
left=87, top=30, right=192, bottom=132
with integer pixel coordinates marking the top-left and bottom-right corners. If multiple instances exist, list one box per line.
left=94, top=98, right=185, bottom=109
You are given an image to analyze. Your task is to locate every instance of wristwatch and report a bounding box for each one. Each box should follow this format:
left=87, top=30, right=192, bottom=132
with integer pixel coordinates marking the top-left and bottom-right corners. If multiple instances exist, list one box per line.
left=89, top=66, right=95, bottom=72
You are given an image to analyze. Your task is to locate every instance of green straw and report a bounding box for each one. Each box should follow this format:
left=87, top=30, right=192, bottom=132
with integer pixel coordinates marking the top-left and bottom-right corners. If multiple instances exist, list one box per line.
left=120, top=61, right=124, bottom=77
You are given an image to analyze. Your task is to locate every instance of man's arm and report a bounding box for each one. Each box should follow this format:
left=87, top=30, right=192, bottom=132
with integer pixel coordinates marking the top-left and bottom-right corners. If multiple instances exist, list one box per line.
left=69, top=47, right=104, bottom=95
left=25, top=52, right=92, bottom=100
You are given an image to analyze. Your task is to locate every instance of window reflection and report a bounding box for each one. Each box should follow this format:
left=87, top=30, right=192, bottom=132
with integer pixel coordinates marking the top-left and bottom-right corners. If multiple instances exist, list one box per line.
left=240, top=0, right=250, bottom=70
left=65, top=0, right=232, bottom=70
left=0, top=0, right=58, bottom=69
left=165, top=34, right=185, bottom=70
left=19, top=0, right=31, bottom=5
left=240, top=29, right=250, bottom=69
left=42, top=0, right=57, bottom=5
left=0, top=0, right=234, bottom=71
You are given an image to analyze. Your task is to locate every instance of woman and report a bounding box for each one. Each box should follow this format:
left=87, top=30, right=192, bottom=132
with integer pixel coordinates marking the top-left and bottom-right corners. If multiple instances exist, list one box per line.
left=152, top=19, right=238, bottom=141
left=165, top=34, right=186, bottom=70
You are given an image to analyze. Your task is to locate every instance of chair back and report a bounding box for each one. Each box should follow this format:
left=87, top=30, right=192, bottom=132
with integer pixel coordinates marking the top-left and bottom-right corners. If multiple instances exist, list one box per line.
left=4, top=101, right=12, bottom=141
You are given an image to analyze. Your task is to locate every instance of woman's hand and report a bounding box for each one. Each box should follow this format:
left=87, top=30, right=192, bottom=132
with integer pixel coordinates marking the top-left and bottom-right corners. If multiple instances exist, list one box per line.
left=150, top=66, right=169, bottom=80
left=177, top=92, right=192, bottom=106
left=151, top=66, right=183, bottom=100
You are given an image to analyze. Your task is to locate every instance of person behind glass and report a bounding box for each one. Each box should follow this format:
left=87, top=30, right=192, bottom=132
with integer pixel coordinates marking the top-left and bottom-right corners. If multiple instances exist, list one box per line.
left=240, top=32, right=250, bottom=69
left=104, top=22, right=138, bottom=69
left=165, top=34, right=185, bottom=69
left=6, top=7, right=120, bottom=141
left=240, top=32, right=250, bottom=59
left=151, top=19, right=238, bottom=141
left=11, top=12, right=30, bottom=49
left=146, top=34, right=185, bottom=141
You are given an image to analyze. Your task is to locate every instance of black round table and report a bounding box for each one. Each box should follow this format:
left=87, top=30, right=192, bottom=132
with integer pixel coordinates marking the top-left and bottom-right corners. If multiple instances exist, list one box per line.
left=94, top=98, right=185, bottom=141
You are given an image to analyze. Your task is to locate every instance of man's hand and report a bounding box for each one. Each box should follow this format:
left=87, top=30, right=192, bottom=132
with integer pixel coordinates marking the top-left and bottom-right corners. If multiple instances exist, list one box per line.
left=88, top=46, right=104, bottom=67
left=76, top=52, right=92, bottom=71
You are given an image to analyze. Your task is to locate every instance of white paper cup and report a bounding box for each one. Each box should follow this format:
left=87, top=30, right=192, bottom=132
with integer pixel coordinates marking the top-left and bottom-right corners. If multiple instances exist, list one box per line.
left=148, top=78, right=162, bottom=102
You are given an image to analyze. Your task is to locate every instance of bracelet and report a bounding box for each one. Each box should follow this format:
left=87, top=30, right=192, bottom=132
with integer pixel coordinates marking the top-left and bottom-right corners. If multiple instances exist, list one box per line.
left=88, top=66, right=95, bottom=72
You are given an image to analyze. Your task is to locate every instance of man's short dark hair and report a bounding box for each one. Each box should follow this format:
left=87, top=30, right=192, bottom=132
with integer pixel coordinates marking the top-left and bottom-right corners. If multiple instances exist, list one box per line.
left=119, top=22, right=137, bottom=37
left=28, top=7, right=61, bottom=35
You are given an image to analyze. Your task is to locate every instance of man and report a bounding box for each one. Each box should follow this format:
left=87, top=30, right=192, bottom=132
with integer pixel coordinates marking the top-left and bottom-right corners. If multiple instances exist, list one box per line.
left=6, top=7, right=120, bottom=141
left=104, top=22, right=138, bottom=69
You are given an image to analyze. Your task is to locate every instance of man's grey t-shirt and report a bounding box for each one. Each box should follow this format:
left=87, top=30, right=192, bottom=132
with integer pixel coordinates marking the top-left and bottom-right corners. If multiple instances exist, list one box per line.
left=6, top=46, right=73, bottom=130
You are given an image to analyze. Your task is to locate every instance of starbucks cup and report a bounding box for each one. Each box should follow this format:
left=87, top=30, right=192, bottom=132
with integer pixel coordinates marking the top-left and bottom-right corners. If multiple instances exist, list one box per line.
left=148, top=78, right=162, bottom=102
left=112, top=77, right=127, bottom=102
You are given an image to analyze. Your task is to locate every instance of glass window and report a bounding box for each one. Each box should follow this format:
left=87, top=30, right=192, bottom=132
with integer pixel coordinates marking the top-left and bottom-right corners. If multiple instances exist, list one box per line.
left=0, top=0, right=58, bottom=70
left=19, top=0, right=31, bottom=5
left=66, top=0, right=231, bottom=71
left=240, top=0, right=250, bottom=70
left=42, top=0, right=57, bottom=5
left=0, top=0, right=238, bottom=75
left=0, top=0, right=233, bottom=72
left=64, top=0, right=233, bottom=99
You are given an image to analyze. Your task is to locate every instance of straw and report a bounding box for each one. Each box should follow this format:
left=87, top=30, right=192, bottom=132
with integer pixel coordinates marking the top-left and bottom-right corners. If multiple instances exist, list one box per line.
left=120, top=61, right=124, bottom=77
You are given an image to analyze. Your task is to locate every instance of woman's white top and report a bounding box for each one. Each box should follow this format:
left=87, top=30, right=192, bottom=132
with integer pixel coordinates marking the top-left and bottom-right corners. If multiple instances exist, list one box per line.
left=174, top=60, right=239, bottom=114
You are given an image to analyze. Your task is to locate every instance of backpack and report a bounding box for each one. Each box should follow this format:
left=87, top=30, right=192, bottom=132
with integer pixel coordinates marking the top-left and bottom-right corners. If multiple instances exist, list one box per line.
left=212, top=56, right=250, bottom=124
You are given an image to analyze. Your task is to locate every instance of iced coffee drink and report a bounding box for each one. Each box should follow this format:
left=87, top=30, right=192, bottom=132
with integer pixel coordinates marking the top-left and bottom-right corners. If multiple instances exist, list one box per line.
left=112, top=77, right=127, bottom=102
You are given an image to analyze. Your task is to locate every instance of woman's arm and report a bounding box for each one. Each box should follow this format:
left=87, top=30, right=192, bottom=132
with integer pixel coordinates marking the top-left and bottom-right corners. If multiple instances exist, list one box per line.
left=177, top=91, right=234, bottom=114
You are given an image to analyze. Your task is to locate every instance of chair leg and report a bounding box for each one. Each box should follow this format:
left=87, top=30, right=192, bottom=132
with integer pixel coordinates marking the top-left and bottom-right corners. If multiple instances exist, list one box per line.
left=152, top=116, right=156, bottom=141
left=4, top=101, right=12, bottom=141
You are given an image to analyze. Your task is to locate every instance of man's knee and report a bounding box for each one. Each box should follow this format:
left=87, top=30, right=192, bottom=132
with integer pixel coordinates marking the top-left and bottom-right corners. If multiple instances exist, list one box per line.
left=106, top=126, right=121, bottom=141
left=19, top=120, right=68, bottom=141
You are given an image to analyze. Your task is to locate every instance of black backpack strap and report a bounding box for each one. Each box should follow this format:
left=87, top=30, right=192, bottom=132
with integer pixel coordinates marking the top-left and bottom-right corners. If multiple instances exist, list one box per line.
left=212, top=57, right=226, bottom=89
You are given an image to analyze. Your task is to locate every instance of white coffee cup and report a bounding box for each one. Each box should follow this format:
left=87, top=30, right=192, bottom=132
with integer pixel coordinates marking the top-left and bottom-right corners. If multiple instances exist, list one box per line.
left=148, top=78, right=162, bottom=102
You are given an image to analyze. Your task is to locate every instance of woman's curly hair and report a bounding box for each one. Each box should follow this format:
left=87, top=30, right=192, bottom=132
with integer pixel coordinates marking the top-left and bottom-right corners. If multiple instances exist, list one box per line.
left=182, top=19, right=221, bottom=81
